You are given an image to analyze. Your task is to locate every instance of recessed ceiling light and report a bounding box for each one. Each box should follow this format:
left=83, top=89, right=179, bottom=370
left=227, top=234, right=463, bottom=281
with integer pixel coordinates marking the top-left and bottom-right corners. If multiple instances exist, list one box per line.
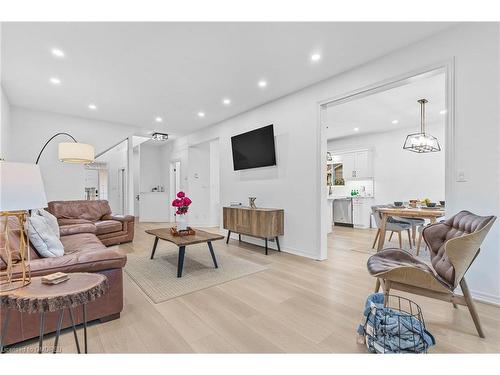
left=311, top=53, right=321, bottom=62
left=88, top=103, right=97, bottom=110
left=51, top=48, right=65, bottom=58
left=155, top=116, right=163, bottom=123
left=439, top=109, right=447, bottom=115
left=222, top=98, right=231, bottom=105
left=391, top=120, right=399, bottom=124
left=198, top=112, right=205, bottom=118
left=49, top=77, right=61, bottom=85
left=258, top=80, right=267, bottom=88
left=353, top=127, right=360, bottom=132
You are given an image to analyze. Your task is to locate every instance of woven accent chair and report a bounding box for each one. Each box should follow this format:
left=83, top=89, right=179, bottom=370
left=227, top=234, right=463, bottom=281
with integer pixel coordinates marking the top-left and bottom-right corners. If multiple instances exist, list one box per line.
left=367, top=211, right=496, bottom=338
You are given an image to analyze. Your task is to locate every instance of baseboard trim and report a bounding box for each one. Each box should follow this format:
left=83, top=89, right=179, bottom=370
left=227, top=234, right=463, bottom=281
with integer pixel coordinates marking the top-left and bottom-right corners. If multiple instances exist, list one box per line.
left=228, top=233, right=321, bottom=260
left=470, top=290, right=500, bottom=306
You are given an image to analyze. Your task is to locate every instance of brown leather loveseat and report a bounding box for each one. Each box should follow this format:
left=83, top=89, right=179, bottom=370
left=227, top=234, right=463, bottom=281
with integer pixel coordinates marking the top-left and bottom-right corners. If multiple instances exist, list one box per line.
left=48, top=200, right=135, bottom=246
left=0, top=215, right=127, bottom=346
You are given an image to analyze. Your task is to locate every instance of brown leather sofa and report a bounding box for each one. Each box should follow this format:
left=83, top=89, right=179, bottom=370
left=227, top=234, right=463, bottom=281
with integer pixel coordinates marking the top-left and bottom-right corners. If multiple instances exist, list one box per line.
left=0, top=216, right=127, bottom=346
left=48, top=200, right=135, bottom=246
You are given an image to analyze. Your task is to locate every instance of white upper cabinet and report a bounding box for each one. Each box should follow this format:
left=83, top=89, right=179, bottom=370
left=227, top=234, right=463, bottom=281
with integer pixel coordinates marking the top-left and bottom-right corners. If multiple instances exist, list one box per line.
left=354, top=150, right=372, bottom=178
left=332, top=149, right=373, bottom=179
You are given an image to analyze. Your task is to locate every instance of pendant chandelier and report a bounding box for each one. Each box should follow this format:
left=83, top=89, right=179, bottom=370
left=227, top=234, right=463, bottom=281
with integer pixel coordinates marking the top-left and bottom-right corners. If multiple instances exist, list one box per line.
left=403, top=98, right=441, bottom=153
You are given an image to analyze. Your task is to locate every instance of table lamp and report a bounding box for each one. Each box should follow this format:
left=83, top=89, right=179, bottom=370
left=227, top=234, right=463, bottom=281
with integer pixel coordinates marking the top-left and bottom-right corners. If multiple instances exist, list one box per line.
left=0, top=162, right=48, bottom=291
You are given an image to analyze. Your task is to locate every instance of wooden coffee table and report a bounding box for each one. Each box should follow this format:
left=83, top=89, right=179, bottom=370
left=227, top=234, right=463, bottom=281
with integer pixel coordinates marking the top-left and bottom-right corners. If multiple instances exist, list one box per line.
left=146, top=228, right=225, bottom=278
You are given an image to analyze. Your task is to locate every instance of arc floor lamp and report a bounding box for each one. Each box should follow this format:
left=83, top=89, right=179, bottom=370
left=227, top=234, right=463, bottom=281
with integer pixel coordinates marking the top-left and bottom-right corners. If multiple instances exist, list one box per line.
left=0, top=133, right=94, bottom=291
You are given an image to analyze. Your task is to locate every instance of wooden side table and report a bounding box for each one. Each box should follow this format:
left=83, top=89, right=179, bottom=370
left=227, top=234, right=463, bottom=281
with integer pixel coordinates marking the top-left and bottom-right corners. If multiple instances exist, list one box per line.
left=0, top=272, right=108, bottom=354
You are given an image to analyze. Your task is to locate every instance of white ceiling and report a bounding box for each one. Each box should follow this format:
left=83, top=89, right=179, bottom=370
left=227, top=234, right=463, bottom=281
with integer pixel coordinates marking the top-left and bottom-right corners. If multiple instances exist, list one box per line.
left=325, top=72, right=446, bottom=140
left=2, top=22, right=454, bottom=136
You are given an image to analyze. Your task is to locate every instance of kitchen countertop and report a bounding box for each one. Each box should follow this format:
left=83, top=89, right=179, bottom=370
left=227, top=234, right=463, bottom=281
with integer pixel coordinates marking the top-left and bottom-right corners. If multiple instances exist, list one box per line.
left=328, top=195, right=374, bottom=200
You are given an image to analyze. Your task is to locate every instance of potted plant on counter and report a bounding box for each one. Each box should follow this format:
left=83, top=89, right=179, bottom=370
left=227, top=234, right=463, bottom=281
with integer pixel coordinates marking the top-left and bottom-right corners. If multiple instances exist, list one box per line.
left=172, top=191, right=192, bottom=231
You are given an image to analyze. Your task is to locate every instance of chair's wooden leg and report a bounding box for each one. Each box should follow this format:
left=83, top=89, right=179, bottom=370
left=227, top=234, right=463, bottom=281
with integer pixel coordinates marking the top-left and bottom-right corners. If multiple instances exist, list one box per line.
left=412, top=225, right=417, bottom=245
left=383, top=280, right=391, bottom=306
left=374, top=278, right=381, bottom=293
left=406, top=229, right=412, bottom=249
left=460, top=278, right=485, bottom=338
left=416, top=230, right=423, bottom=256
left=372, top=229, right=380, bottom=249
left=397, top=231, right=402, bottom=249
left=389, top=231, right=394, bottom=241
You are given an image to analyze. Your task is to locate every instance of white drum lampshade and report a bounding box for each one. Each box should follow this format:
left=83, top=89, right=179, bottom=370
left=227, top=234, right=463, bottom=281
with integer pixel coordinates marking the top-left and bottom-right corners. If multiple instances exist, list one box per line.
left=58, top=142, right=95, bottom=164
left=0, top=162, right=48, bottom=212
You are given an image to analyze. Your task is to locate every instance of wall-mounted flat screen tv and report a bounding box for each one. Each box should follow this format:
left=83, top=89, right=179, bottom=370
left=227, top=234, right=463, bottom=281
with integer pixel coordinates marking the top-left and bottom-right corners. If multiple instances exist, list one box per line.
left=231, top=124, right=276, bottom=171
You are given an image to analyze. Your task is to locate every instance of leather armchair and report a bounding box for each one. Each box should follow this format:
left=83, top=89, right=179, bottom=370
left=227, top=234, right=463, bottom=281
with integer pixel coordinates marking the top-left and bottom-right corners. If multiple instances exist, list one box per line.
left=367, top=211, right=496, bottom=338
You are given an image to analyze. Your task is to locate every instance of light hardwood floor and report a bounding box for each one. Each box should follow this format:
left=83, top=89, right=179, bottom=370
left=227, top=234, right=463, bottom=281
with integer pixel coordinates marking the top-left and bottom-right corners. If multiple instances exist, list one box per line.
left=11, top=223, right=500, bottom=353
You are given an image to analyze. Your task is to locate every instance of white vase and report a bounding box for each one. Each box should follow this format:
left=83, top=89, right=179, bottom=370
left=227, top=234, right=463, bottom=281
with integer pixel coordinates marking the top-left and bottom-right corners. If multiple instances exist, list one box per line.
left=177, top=214, right=188, bottom=231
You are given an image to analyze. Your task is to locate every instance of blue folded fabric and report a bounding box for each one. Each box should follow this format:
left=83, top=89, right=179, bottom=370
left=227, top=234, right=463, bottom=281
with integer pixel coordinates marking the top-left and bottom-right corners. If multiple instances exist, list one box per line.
left=357, top=293, right=435, bottom=353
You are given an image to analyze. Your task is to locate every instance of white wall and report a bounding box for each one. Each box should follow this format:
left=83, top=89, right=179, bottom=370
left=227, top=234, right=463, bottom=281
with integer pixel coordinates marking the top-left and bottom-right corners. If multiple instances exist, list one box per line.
left=0, top=86, right=10, bottom=160
left=164, top=23, right=500, bottom=303
left=328, top=123, right=445, bottom=205
left=139, top=142, right=167, bottom=193
left=8, top=107, right=141, bottom=202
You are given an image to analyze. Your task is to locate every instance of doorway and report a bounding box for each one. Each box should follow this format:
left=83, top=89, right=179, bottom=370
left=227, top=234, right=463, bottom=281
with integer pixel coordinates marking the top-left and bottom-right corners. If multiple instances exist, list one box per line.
left=318, top=63, right=454, bottom=260
left=169, top=160, right=181, bottom=221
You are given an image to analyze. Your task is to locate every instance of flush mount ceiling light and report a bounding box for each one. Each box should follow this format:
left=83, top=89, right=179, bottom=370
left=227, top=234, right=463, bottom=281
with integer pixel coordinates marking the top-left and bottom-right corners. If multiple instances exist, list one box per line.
left=403, top=98, right=441, bottom=153
left=353, top=127, right=359, bottom=132
left=155, top=116, right=163, bottom=122
left=439, top=109, right=447, bottom=115
left=151, top=132, right=169, bottom=141
left=51, top=48, right=65, bottom=58
left=222, top=98, right=231, bottom=105
left=88, top=103, right=97, bottom=110
left=311, top=53, right=321, bottom=62
left=391, top=120, right=399, bottom=124
left=49, top=77, right=61, bottom=85
left=258, top=80, right=267, bottom=88
left=198, top=112, right=205, bottom=118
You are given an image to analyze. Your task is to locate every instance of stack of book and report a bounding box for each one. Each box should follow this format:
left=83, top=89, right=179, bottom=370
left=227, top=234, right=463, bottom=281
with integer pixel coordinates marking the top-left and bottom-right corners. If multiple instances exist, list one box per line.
left=41, top=272, right=70, bottom=285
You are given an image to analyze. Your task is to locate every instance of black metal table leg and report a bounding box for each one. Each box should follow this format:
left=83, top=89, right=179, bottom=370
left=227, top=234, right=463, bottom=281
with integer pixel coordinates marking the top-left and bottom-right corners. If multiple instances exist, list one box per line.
left=265, top=238, right=268, bottom=255
left=275, top=236, right=281, bottom=252
left=0, top=308, right=10, bottom=353
left=150, top=236, right=159, bottom=259
left=177, top=246, right=186, bottom=277
left=38, top=312, right=45, bottom=354
left=83, top=304, right=88, bottom=354
left=53, top=309, right=65, bottom=353
left=68, top=307, right=81, bottom=354
left=226, top=230, right=231, bottom=244
left=238, top=234, right=241, bottom=242
left=207, top=241, right=218, bottom=268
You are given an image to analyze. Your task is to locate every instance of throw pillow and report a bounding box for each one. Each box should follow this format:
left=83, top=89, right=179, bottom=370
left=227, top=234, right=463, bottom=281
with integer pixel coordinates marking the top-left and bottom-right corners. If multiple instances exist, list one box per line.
left=37, top=209, right=60, bottom=239
left=27, top=215, right=64, bottom=257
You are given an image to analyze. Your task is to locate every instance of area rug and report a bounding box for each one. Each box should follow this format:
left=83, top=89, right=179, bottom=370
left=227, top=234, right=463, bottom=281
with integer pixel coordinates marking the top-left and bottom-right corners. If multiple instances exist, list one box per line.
left=125, top=245, right=267, bottom=303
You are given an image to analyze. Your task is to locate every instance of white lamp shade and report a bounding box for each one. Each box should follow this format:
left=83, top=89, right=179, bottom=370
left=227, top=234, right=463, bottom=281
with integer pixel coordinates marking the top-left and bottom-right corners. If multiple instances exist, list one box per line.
left=58, top=142, right=95, bottom=164
left=0, top=162, right=48, bottom=211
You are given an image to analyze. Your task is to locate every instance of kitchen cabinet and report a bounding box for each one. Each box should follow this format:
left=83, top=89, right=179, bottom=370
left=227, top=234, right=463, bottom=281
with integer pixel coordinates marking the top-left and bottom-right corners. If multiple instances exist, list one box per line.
left=330, top=149, right=373, bottom=179
left=352, top=197, right=374, bottom=228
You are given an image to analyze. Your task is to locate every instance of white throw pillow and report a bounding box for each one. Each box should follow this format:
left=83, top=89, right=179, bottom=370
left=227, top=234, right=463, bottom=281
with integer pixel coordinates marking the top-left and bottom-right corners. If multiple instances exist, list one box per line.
left=27, top=215, right=64, bottom=257
left=37, top=209, right=60, bottom=239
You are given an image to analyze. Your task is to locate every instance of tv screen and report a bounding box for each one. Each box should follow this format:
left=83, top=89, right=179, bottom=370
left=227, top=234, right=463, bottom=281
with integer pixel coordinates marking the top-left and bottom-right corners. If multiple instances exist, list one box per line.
left=231, top=125, right=276, bottom=171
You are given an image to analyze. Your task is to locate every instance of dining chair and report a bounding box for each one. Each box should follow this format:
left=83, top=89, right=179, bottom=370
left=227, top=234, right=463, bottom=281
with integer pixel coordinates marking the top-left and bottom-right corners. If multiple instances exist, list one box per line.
left=367, top=210, right=496, bottom=338
left=371, top=205, right=412, bottom=250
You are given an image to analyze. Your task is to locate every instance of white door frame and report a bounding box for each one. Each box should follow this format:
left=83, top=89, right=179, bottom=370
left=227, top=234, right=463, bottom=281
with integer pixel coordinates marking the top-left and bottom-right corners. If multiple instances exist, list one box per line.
left=169, top=160, right=181, bottom=222
left=316, top=59, right=456, bottom=260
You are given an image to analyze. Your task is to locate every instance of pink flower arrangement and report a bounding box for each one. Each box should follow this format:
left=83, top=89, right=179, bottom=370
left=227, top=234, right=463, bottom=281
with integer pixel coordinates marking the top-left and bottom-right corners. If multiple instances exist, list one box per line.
left=172, top=191, right=192, bottom=215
